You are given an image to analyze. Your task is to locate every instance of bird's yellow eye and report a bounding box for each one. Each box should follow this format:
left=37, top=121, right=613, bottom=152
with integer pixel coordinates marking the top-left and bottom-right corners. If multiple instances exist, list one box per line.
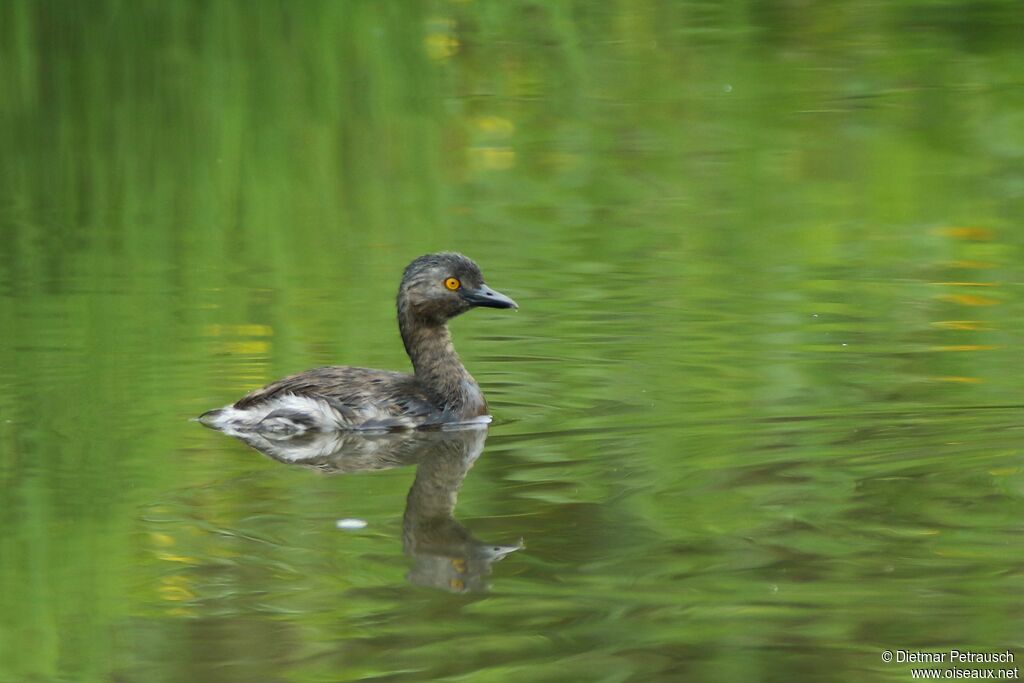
left=444, top=277, right=461, bottom=291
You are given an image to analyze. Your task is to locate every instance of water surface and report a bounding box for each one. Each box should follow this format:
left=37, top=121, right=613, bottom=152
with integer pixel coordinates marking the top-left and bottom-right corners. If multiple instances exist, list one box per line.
left=2, top=2, right=1023, bottom=681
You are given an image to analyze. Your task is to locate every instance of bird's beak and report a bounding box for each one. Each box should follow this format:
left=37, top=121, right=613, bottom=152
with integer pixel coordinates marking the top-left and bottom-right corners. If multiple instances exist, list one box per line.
left=462, top=283, right=518, bottom=310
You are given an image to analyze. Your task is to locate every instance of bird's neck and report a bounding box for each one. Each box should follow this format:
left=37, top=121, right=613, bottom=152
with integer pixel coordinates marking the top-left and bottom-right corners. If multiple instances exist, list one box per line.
left=399, top=311, right=486, bottom=418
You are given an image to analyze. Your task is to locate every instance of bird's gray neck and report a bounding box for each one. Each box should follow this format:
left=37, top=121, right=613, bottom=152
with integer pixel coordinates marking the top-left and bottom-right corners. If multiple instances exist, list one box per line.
left=399, top=311, right=486, bottom=418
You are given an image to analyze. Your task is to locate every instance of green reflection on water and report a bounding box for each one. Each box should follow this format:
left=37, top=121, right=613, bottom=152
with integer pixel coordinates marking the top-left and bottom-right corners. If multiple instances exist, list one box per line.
left=1, top=1, right=1023, bottom=681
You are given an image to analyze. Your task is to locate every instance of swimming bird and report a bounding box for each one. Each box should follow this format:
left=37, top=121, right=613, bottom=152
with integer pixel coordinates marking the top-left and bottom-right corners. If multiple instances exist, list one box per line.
left=198, top=252, right=517, bottom=435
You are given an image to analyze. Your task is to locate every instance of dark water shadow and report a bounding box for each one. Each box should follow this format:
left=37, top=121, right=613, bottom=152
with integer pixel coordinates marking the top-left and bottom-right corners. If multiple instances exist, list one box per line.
left=220, top=426, right=523, bottom=593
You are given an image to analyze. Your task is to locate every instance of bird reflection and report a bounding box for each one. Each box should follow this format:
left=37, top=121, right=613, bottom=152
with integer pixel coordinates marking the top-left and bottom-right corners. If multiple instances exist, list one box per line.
left=220, top=426, right=522, bottom=592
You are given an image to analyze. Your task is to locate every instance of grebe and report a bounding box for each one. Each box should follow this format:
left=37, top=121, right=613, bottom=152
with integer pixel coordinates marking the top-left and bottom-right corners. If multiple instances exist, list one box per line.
left=199, top=252, right=517, bottom=435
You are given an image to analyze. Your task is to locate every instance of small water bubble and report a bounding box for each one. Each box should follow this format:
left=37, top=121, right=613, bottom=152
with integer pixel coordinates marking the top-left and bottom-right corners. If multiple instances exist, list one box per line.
left=336, top=518, right=368, bottom=530
left=723, top=84, right=733, bottom=93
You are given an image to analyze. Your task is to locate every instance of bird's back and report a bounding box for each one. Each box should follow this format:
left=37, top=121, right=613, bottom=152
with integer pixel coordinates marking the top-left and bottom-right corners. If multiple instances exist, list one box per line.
left=200, top=365, right=451, bottom=434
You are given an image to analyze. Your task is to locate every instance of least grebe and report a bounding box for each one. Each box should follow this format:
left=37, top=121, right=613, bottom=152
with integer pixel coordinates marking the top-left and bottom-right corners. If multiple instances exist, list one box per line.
left=199, top=252, right=517, bottom=434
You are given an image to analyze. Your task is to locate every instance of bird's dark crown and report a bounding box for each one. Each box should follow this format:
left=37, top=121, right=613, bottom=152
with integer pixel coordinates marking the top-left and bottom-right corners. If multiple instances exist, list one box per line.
left=402, top=252, right=483, bottom=289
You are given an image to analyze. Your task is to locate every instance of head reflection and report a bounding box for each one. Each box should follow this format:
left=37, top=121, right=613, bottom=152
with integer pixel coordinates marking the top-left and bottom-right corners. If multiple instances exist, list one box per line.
left=222, top=426, right=522, bottom=592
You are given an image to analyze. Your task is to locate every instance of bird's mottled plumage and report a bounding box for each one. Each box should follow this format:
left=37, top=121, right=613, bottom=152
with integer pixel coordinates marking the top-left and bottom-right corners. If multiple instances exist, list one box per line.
left=199, top=252, right=516, bottom=434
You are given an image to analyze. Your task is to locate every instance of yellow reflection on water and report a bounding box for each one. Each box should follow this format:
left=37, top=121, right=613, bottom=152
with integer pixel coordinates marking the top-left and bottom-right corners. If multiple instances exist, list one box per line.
left=220, top=341, right=271, bottom=355
left=158, top=584, right=195, bottom=602
left=936, top=226, right=994, bottom=241
left=425, top=19, right=459, bottom=60
left=154, top=552, right=199, bottom=565
left=203, top=324, right=274, bottom=337
left=469, top=146, right=517, bottom=170
left=475, top=116, right=515, bottom=137
left=149, top=532, right=176, bottom=547
left=989, top=468, right=1019, bottom=477
left=937, top=293, right=998, bottom=306
left=930, top=320, right=988, bottom=330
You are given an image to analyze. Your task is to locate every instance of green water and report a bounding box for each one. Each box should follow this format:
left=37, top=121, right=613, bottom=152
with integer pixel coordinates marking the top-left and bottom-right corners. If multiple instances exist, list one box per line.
left=2, top=2, right=1024, bottom=681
